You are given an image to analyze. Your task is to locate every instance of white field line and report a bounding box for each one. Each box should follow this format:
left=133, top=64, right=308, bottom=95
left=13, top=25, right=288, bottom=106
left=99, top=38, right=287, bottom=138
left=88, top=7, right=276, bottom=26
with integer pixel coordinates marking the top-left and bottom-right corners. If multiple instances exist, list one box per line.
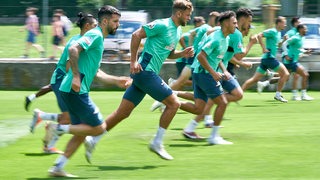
left=0, top=119, right=31, bottom=148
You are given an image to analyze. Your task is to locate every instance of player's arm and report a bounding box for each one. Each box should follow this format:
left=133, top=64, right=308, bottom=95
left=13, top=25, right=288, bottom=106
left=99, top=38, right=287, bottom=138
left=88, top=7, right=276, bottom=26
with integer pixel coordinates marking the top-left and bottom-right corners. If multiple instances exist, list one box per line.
left=68, top=43, right=84, bottom=92
left=168, top=46, right=194, bottom=59
left=197, top=51, right=222, bottom=81
left=179, top=36, right=187, bottom=49
left=95, top=69, right=132, bottom=89
left=257, top=32, right=269, bottom=53
left=188, top=30, right=196, bottom=47
left=218, top=61, right=231, bottom=79
left=282, top=37, right=292, bottom=61
left=130, top=27, right=146, bottom=74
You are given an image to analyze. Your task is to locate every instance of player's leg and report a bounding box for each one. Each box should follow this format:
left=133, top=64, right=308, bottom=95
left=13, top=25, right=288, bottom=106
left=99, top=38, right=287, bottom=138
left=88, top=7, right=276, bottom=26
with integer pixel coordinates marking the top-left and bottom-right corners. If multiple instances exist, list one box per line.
left=25, top=84, right=52, bottom=111
left=295, top=64, right=314, bottom=100
left=242, top=72, right=265, bottom=91
left=274, top=63, right=290, bottom=102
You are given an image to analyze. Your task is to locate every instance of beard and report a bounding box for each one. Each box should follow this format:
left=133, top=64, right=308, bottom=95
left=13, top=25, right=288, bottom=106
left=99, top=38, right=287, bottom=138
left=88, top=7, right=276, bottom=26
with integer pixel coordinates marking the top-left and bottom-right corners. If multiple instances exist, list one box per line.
left=108, top=27, right=117, bottom=35
left=179, top=18, right=187, bottom=26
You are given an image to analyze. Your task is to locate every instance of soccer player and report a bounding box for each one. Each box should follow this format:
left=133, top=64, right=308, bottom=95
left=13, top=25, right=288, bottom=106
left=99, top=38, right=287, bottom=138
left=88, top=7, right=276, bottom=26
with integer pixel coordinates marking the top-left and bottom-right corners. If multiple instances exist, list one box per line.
left=187, top=11, right=237, bottom=145
left=21, top=7, right=45, bottom=58
left=282, top=24, right=314, bottom=100
left=242, top=16, right=290, bottom=102
left=183, top=8, right=257, bottom=138
left=47, top=6, right=122, bottom=177
left=85, top=0, right=194, bottom=161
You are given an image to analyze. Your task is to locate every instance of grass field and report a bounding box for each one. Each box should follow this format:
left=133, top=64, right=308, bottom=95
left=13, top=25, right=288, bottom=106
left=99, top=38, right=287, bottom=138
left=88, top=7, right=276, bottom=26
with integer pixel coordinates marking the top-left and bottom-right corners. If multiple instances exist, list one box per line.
left=0, top=22, right=265, bottom=59
left=0, top=90, right=319, bottom=179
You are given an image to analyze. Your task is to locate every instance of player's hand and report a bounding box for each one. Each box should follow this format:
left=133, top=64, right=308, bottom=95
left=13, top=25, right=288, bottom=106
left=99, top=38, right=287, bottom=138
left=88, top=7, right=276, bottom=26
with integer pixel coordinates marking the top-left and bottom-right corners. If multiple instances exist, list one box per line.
left=212, top=72, right=223, bottom=81
left=223, top=71, right=231, bottom=80
left=263, top=48, right=270, bottom=53
left=243, top=61, right=253, bottom=69
left=71, top=75, right=81, bottom=92
left=117, top=76, right=132, bottom=89
left=284, top=55, right=292, bottom=61
left=183, top=46, right=194, bottom=58
left=249, top=34, right=258, bottom=44
left=130, top=61, right=143, bottom=74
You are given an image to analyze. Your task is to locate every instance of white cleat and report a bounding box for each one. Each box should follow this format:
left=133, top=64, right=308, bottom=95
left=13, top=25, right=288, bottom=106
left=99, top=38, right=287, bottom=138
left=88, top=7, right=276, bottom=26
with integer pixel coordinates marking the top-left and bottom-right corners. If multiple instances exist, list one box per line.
left=84, top=136, right=96, bottom=164
left=48, top=167, right=77, bottom=177
left=291, top=95, right=301, bottom=101
left=301, top=94, right=314, bottom=101
left=274, top=95, right=288, bottom=103
left=30, top=108, right=43, bottom=133
left=150, top=101, right=164, bottom=112
left=149, top=143, right=173, bottom=160
left=257, top=81, right=265, bottom=94
left=208, top=136, right=233, bottom=145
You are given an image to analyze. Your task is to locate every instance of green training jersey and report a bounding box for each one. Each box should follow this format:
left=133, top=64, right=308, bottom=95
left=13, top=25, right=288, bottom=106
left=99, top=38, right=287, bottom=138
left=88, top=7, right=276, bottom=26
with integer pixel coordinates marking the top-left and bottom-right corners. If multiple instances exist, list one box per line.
left=262, top=28, right=281, bottom=59
left=221, top=28, right=244, bottom=69
left=191, top=24, right=212, bottom=51
left=176, top=31, right=190, bottom=63
left=60, top=26, right=104, bottom=94
left=285, top=27, right=298, bottom=38
left=139, top=18, right=181, bottom=74
left=193, top=29, right=229, bottom=74
left=283, top=33, right=304, bottom=63
left=50, top=34, right=81, bottom=84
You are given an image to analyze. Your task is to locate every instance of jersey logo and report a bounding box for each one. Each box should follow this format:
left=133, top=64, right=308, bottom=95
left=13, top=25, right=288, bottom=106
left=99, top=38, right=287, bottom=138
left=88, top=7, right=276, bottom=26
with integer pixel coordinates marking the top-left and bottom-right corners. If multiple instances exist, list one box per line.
left=146, top=22, right=155, bottom=29
left=83, top=36, right=93, bottom=45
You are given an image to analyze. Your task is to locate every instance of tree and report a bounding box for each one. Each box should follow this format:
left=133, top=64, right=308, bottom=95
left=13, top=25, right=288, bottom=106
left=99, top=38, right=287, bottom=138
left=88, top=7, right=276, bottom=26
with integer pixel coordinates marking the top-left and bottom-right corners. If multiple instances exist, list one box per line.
left=77, top=0, right=118, bottom=15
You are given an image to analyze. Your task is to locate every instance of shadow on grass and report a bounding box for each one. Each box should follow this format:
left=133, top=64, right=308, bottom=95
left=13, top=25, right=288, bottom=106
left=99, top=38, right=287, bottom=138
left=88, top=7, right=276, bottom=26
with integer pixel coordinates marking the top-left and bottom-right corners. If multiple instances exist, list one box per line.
left=23, top=152, right=56, bottom=157
left=91, top=165, right=160, bottom=171
left=27, top=177, right=91, bottom=180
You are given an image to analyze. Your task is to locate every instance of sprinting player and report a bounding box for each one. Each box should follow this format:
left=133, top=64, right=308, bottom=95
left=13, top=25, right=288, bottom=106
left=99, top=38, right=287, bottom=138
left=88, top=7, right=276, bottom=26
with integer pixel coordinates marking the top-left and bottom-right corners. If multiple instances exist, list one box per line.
left=47, top=6, right=122, bottom=177
left=50, top=13, right=64, bottom=60
left=242, top=16, right=290, bottom=102
left=85, top=0, right=194, bottom=161
left=187, top=11, right=237, bottom=145
left=282, top=24, right=314, bottom=101
left=256, top=69, right=280, bottom=93
left=183, top=8, right=257, bottom=138
left=21, top=7, right=45, bottom=58
left=150, top=11, right=220, bottom=111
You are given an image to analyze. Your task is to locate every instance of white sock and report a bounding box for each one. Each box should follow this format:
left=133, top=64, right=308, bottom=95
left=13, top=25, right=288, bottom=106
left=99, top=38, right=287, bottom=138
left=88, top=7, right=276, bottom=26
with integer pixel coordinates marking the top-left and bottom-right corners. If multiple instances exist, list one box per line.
left=301, top=89, right=307, bottom=96
left=184, top=119, right=198, bottom=132
left=292, top=89, right=298, bottom=96
left=47, top=134, right=60, bottom=149
left=172, top=90, right=178, bottom=95
left=28, top=94, right=36, bottom=101
left=153, top=127, right=166, bottom=145
left=58, top=124, right=70, bottom=133
left=54, top=155, right=68, bottom=170
left=204, top=115, right=213, bottom=122
left=210, top=125, right=220, bottom=139
left=262, top=80, right=270, bottom=87
left=39, top=112, right=58, bottom=121
left=276, top=91, right=281, bottom=97
left=91, top=130, right=107, bottom=144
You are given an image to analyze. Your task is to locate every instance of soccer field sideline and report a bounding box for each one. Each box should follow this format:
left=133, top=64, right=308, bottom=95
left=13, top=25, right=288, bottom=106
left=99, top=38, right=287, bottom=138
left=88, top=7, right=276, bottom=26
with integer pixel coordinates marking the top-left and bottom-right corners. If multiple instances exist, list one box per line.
left=0, top=118, right=31, bottom=148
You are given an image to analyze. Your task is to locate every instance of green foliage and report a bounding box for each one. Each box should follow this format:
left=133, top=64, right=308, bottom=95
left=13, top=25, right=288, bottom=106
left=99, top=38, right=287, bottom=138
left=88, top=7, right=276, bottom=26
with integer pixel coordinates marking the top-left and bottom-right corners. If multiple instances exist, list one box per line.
left=76, top=0, right=118, bottom=15
left=0, top=91, right=319, bottom=179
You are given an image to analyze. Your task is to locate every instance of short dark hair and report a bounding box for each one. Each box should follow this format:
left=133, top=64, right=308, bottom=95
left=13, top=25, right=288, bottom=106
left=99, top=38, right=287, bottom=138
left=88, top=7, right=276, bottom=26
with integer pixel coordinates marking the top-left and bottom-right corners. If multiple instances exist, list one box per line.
left=76, top=12, right=95, bottom=29
left=193, top=16, right=205, bottom=24
left=98, top=5, right=121, bottom=23
left=218, top=11, right=236, bottom=24
left=236, top=8, right=253, bottom=20
left=297, top=24, right=306, bottom=31
left=291, top=16, right=300, bottom=26
left=172, top=0, right=193, bottom=13
left=275, top=16, right=286, bottom=24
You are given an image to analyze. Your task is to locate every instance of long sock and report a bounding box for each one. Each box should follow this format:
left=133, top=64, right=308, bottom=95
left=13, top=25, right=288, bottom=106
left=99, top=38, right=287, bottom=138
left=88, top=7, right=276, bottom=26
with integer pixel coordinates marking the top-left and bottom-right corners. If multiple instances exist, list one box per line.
left=153, top=127, right=166, bottom=145
left=28, top=94, right=36, bottom=101
left=262, top=80, right=270, bottom=87
left=276, top=91, right=281, bottom=97
left=47, top=134, right=60, bottom=149
left=91, top=130, right=107, bottom=144
left=301, top=89, right=307, bottom=96
left=39, top=112, right=58, bottom=121
left=210, top=125, right=220, bottom=139
left=292, top=89, right=298, bottom=96
left=58, top=124, right=70, bottom=133
left=54, top=155, right=68, bottom=170
left=184, top=119, right=198, bottom=132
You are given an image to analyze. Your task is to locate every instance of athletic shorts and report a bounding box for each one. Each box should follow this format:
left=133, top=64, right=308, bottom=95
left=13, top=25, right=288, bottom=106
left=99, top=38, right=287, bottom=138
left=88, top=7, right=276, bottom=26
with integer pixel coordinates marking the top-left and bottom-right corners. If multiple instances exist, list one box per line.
left=192, top=73, right=223, bottom=102
left=221, top=75, right=240, bottom=93
left=284, top=62, right=301, bottom=73
left=257, top=57, right=281, bottom=74
left=176, top=61, right=187, bottom=77
left=123, top=71, right=172, bottom=106
left=53, top=35, right=62, bottom=46
left=51, top=68, right=68, bottom=112
left=27, top=31, right=36, bottom=43
left=60, top=91, right=103, bottom=126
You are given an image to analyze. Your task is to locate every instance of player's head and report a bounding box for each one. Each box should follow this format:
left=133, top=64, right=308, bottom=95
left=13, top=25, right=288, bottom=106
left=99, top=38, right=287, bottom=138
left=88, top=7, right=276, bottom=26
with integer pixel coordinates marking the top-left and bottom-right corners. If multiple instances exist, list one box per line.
left=236, top=8, right=253, bottom=36
left=26, top=7, right=37, bottom=15
left=52, top=13, right=61, bottom=22
left=193, top=16, right=205, bottom=27
left=291, top=16, right=300, bottom=27
left=172, top=0, right=193, bottom=26
left=54, top=9, right=65, bottom=16
left=98, top=5, right=121, bottom=35
left=219, top=11, right=237, bottom=34
left=76, top=12, right=97, bottom=34
left=275, top=16, right=287, bottom=30
left=208, top=11, right=220, bottom=27
left=297, top=24, right=307, bottom=36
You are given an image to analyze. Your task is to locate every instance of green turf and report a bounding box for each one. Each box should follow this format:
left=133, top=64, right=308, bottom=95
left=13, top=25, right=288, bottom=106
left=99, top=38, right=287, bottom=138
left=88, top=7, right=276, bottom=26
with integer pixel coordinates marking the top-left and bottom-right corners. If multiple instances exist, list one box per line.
left=0, top=22, right=265, bottom=59
left=0, top=90, right=319, bottom=179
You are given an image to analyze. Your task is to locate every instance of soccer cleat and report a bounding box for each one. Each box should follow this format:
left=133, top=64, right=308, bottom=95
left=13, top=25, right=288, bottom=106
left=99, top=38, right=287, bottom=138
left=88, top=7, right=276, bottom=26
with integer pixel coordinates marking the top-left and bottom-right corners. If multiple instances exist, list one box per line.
left=291, top=95, right=301, bottom=101
left=43, top=147, right=64, bottom=154
left=182, top=131, right=205, bottom=140
left=48, top=123, right=65, bottom=137
left=266, top=70, right=275, bottom=79
left=301, top=94, right=314, bottom=101
left=208, top=136, right=233, bottom=145
left=149, top=143, right=173, bottom=160
left=204, top=119, right=214, bottom=128
left=48, top=167, right=77, bottom=177
left=30, top=108, right=43, bottom=133
left=150, top=101, right=164, bottom=112
left=24, top=96, right=32, bottom=111
left=274, top=95, right=288, bottom=103
left=257, top=81, right=265, bottom=94
left=84, top=136, right=96, bottom=164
